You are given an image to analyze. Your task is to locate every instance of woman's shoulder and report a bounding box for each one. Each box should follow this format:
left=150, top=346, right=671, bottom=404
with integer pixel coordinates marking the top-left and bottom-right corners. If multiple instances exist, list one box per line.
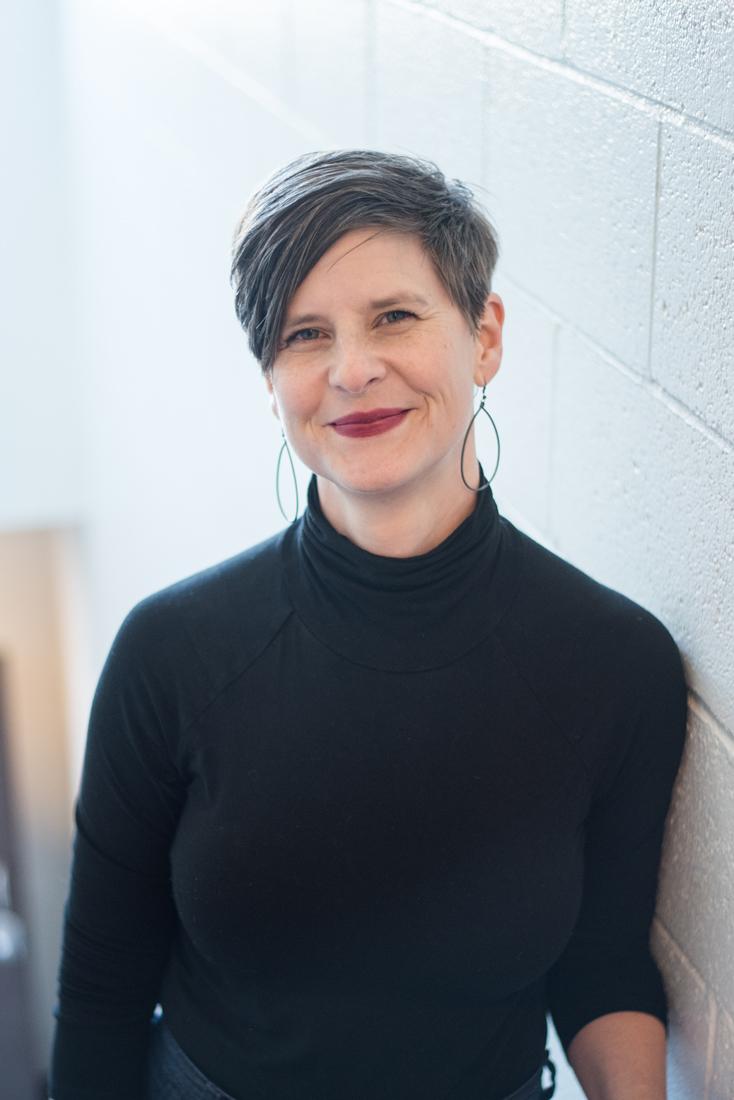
left=508, top=520, right=678, bottom=647
left=499, top=521, right=686, bottom=718
left=138, top=527, right=288, bottom=612
left=109, top=529, right=293, bottom=706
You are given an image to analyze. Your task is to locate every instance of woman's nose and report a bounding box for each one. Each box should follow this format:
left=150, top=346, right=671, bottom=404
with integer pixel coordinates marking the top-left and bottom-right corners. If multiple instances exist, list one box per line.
left=327, top=337, right=387, bottom=394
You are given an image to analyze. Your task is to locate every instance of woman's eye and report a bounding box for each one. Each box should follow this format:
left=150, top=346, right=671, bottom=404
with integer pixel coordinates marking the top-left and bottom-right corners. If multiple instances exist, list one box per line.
left=286, top=327, right=320, bottom=344
left=282, top=310, right=414, bottom=348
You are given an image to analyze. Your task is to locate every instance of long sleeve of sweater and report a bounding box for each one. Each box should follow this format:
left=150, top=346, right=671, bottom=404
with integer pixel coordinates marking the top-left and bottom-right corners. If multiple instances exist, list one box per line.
left=546, top=611, right=688, bottom=1052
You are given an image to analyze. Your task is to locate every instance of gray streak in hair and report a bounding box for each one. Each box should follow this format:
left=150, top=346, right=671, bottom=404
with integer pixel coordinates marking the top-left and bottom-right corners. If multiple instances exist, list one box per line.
left=229, top=149, right=500, bottom=376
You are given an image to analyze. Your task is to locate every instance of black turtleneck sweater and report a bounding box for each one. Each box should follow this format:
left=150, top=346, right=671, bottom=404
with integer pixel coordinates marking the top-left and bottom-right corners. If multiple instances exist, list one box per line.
left=50, top=468, right=688, bottom=1100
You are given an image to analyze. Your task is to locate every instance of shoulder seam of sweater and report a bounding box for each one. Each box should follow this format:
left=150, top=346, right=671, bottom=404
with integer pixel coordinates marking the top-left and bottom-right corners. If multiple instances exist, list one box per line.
left=177, top=605, right=297, bottom=743
left=495, top=636, right=595, bottom=787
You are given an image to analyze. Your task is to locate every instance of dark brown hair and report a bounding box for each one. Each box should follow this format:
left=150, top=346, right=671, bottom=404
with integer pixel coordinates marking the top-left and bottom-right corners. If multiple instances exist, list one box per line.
left=230, top=149, right=500, bottom=375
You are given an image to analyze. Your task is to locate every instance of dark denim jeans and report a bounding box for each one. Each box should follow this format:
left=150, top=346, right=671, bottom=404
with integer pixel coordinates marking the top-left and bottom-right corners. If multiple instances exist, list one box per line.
left=147, top=1017, right=236, bottom=1099
left=146, top=1017, right=556, bottom=1100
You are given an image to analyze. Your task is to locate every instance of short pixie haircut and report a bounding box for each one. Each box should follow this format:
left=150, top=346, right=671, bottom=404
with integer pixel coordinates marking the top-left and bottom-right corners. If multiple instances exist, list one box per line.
left=230, top=149, right=500, bottom=376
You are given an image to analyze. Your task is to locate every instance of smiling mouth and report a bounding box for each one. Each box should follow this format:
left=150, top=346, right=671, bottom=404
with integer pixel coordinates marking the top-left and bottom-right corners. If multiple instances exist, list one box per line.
left=330, top=408, right=410, bottom=426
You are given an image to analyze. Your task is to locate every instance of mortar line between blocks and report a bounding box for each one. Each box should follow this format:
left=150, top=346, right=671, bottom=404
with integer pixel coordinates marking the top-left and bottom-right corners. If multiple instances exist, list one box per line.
left=646, top=123, right=663, bottom=378
left=133, top=0, right=734, bottom=153
left=688, top=694, right=734, bottom=757
left=386, top=0, right=734, bottom=150
left=498, top=274, right=734, bottom=455
left=652, top=917, right=709, bottom=989
left=703, top=992, right=717, bottom=1100
left=653, top=923, right=717, bottom=1100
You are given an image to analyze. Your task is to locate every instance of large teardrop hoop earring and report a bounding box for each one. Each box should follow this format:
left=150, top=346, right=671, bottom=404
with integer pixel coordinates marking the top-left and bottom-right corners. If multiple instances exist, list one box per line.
left=460, top=383, right=501, bottom=492
left=275, top=429, right=300, bottom=524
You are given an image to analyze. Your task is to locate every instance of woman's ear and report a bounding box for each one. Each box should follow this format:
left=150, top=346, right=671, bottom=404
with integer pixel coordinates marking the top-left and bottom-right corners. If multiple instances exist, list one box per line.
left=473, top=292, right=504, bottom=389
left=264, top=371, right=280, bottom=421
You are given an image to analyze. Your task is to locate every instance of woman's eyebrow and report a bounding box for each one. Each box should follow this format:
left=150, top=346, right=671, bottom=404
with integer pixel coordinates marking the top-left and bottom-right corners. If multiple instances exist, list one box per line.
left=284, top=293, right=430, bottom=329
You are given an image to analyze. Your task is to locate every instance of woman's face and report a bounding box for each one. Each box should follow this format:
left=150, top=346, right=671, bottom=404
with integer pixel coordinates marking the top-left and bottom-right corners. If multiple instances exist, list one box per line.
left=265, top=227, right=503, bottom=501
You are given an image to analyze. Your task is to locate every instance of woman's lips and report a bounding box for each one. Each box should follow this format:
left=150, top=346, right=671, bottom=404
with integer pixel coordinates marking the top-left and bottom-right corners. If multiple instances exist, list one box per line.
left=330, top=410, right=410, bottom=438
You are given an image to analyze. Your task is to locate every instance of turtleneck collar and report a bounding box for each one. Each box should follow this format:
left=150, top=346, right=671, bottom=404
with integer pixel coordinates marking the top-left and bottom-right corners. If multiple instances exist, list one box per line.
left=280, top=464, right=521, bottom=672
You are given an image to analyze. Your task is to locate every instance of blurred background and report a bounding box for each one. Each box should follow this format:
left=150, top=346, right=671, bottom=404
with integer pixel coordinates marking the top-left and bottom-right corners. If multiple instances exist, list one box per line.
left=1, top=1, right=733, bottom=1097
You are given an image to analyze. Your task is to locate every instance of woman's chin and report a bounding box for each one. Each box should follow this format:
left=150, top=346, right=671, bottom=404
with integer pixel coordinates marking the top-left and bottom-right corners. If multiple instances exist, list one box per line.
left=317, top=457, right=436, bottom=500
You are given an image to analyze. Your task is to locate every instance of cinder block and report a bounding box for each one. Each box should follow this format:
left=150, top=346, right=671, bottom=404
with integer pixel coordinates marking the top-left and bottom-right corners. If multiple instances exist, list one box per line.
left=650, top=921, right=711, bottom=1100
left=374, top=1, right=485, bottom=184
left=551, top=328, right=734, bottom=730
left=424, top=0, right=563, bottom=57
left=565, top=0, right=734, bottom=134
left=710, top=1006, right=734, bottom=1100
left=651, top=124, right=734, bottom=443
left=486, top=275, right=557, bottom=533
left=484, top=51, right=658, bottom=372
left=283, top=0, right=371, bottom=145
left=657, top=711, right=734, bottom=1012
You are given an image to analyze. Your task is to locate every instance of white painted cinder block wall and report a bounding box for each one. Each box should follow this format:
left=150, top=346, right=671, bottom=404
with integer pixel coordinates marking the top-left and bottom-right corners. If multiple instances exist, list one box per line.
left=49, top=1, right=733, bottom=1096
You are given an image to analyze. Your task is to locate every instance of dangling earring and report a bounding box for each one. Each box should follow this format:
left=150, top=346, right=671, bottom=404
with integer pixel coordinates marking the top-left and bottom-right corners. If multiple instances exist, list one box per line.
left=460, top=383, right=501, bottom=492
left=275, top=429, right=300, bottom=523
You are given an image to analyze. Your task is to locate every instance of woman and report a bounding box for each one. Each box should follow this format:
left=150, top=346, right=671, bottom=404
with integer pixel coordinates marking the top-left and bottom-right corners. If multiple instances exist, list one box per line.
left=50, top=149, right=688, bottom=1100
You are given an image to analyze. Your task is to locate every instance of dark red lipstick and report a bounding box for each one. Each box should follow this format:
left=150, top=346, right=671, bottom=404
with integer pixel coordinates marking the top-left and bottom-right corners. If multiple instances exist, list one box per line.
left=330, top=408, right=411, bottom=438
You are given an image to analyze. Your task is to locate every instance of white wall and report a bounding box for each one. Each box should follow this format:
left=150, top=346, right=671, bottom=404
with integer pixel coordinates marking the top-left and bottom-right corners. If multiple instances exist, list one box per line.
left=0, top=0, right=83, bottom=530
left=15, top=0, right=733, bottom=1094
left=58, top=0, right=316, bottom=671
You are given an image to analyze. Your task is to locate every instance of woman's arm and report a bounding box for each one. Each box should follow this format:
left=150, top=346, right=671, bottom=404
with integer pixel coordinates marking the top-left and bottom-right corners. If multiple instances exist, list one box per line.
left=50, top=596, right=187, bottom=1099
left=567, top=1010, right=666, bottom=1100
left=546, top=609, right=688, bottom=1097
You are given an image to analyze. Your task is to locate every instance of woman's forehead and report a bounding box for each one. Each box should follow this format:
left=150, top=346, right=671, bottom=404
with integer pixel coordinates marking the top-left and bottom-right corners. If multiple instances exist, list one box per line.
left=285, top=230, right=442, bottom=313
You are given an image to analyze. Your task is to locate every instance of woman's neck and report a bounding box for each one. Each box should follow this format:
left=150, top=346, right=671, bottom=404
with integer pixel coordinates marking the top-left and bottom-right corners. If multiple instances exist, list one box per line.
left=315, top=453, right=481, bottom=560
